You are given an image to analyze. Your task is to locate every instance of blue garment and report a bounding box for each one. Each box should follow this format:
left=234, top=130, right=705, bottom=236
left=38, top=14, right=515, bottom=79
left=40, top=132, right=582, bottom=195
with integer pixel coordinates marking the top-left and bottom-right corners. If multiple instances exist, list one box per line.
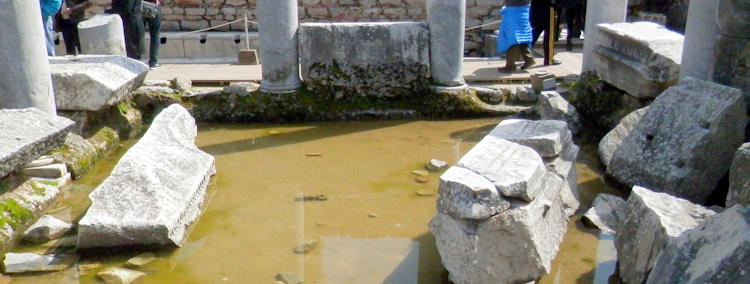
left=40, top=0, right=63, bottom=18
left=43, top=16, right=56, bottom=56
left=496, top=6, right=533, bottom=55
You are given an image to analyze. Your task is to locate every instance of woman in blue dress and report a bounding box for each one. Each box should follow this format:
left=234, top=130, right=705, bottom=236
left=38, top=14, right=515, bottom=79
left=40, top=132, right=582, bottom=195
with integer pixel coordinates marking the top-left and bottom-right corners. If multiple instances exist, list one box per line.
left=496, top=0, right=536, bottom=73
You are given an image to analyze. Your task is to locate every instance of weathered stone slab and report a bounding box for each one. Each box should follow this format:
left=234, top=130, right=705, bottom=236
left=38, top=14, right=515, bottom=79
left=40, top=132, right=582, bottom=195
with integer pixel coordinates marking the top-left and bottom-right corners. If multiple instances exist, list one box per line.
left=646, top=205, right=750, bottom=284
left=537, top=91, right=581, bottom=135
left=298, top=22, right=429, bottom=99
left=593, top=21, right=684, bottom=98
left=488, top=119, right=571, bottom=158
left=546, top=143, right=580, bottom=217
left=21, top=163, right=67, bottom=179
left=0, top=108, right=74, bottom=178
left=50, top=55, right=148, bottom=111
left=77, top=104, right=216, bottom=249
left=430, top=171, right=569, bottom=283
left=582, top=194, right=627, bottom=234
left=23, top=156, right=55, bottom=168
left=615, top=186, right=716, bottom=284
left=22, top=215, right=73, bottom=244
left=607, top=78, right=748, bottom=204
left=78, top=14, right=127, bottom=56
left=436, top=166, right=510, bottom=220
left=598, top=107, right=648, bottom=168
left=457, top=137, right=546, bottom=201
left=728, top=143, right=750, bottom=207
left=3, top=253, right=77, bottom=273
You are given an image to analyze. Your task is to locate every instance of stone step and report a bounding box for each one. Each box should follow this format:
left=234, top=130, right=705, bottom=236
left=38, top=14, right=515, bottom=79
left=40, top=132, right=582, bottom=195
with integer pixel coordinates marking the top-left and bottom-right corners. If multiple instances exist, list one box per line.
left=21, top=163, right=67, bottom=179
left=0, top=108, right=74, bottom=178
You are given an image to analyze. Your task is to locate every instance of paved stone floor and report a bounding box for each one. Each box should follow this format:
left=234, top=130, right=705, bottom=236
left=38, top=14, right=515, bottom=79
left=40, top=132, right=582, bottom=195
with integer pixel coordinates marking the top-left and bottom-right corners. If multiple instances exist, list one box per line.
left=145, top=47, right=583, bottom=84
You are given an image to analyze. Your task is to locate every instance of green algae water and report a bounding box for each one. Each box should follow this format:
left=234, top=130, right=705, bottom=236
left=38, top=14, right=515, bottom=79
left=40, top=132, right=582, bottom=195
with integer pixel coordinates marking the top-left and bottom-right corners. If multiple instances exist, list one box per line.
left=7, top=119, right=620, bottom=284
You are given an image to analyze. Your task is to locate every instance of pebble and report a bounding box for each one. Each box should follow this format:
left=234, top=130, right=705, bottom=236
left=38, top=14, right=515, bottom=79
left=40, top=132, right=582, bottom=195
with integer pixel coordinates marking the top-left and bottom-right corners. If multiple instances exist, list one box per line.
left=125, top=252, right=157, bottom=268
left=276, top=272, right=303, bottom=284
left=368, top=213, right=378, bottom=218
left=295, top=194, right=328, bottom=201
left=414, top=177, right=429, bottom=183
left=268, top=130, right=281, bottom=135
left=425, top=159, right=448, bottom=172
left=293, top=239, right=319, bottom=254
left=305, top=153, right=322, bottom=157
left=416, top=190, right=434, bottom=196
left=410, top=170, right=429, bottom=177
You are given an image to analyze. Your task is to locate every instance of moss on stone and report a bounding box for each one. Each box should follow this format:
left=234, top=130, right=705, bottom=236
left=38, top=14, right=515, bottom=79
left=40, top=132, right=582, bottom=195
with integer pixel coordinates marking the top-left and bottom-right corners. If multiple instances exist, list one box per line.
left=29, top=182, right=46, bottom=196
left=0, top=199, right=32, bottom=230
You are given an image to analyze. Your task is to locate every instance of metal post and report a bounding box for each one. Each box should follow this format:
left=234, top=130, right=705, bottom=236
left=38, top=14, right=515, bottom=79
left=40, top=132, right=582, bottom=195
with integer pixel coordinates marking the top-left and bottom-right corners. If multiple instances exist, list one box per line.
left=244, top=12, right=250, bottom=50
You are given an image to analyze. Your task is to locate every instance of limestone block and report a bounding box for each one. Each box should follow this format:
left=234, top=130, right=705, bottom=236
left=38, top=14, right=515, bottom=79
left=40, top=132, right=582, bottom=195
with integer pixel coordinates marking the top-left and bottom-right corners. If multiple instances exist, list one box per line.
left=3, top=253, right=77, bottom=273
left=607, top=78, right=748, bottom=204
left=171, top=76, right=192, bottom=92
left=488, top=119, right=571, bottom=158
left=430, top=171, right=569, bottom=283
left=728, top=143, right=750, bottom=207
left=22, top=215, right=73, bottom=244
left=457, top=138, right=546, bottom=202
left=77, top=104, right=216, bottom=249
left=298, top=22, right=429, bottom=99
left=593, top=22, right=683, bottom=98
left=546, top=143, right=580, bottom=216
left=712, top=35, right=750, bottom=108
left=582, top=194, right=627, bottom=234
left=598, top=107, right=648, bottom=168
left=646, top=205, right=750, bottom=284
left=21, top=163, right=67, bottom=178
left=50, top=55, right=148, bottom=111
left=615, top=186, right=716, bottom=284
left=0, top=108, right=74, bottom=178
left=48, top=133, right=99, bottom=179
left=537, top=91, right=581, bottom=135
left=436, top=166, right=510, bottom=220
left=78, top=14, right=126, bottom=56
left=24, top=156, right=55, bottom=168
left=31, top=173, right=72, bottom=188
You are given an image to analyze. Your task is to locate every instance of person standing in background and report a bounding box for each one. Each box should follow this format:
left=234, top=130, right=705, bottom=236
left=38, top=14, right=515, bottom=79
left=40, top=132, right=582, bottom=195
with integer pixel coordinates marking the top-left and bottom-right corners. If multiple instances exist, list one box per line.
left=561, top=0, right=585, bottom=51
left=496, top=0, right=535, bottom=73
left=40, top=0, right=63, bottom=56
left=530, top=0, right=561, bottom=65
left=112, top=0, right=144, bottom=60
left=57, top=0, right=92, bottom=55
left=143, top=0, right=162, bottom=69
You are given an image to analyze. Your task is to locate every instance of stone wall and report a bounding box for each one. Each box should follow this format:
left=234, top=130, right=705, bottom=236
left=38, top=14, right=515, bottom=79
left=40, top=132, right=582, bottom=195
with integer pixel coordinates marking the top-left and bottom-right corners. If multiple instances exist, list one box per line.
left=88, top=0, right=505, bottom=55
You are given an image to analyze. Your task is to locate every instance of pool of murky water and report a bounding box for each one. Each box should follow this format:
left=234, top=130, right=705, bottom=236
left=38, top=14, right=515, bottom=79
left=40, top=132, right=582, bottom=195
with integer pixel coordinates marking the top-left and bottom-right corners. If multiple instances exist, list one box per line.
left=7, top=118, right=622, bottom=284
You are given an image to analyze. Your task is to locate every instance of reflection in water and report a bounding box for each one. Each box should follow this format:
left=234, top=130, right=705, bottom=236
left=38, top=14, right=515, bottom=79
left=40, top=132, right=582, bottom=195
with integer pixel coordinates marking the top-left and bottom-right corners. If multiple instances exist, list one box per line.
left=8, top=119, right=620, bottom=284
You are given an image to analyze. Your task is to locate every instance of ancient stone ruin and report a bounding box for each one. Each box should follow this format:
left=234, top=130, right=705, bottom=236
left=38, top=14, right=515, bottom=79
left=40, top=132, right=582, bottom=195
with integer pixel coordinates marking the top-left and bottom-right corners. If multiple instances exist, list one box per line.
left=430, top=119, right=578, bottom=283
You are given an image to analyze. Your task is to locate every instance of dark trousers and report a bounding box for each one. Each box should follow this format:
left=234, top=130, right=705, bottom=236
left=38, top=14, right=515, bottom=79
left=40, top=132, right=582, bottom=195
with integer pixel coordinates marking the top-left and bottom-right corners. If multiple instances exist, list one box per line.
left=121, top=11, right=145, bottom=60
left=566, top=3, right=585, bottom=40
left=59, top=19, right=81, bottom=55
left=505, top=44, right=535, bottom=70
left=144, top=6, right=161, bottom=66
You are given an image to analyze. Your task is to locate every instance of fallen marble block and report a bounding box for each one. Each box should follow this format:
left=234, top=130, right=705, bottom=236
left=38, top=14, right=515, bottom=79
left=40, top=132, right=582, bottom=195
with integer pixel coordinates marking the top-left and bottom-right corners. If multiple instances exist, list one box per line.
left=3, top=253, right=77, bottom=273
left=545, top=143, right=580, bottom=217
left=22, top=215, right=72, bottom=244
left=607, top=78, right=748, bottom=204
left=457, top=137, right=546, bottom=202
left=582, top=194, right=627, bottom=234
left=537, top=91, right=581, bottom=134
left=593, top=21, right=684, bottom=98
left=50, top=55, right=148, bottom=111
left=21, top=163, right=67, bottom=178
left=430, top=171, right=569, bottom=284
left=727, top=143, right=750, bottom=207
left=0, top=108, right=74, bottom=178
left=598, top=107, right=648, bottom=168
left=615, top=186, right=716, bottom=284
left=77, top=104, right=216, bottom=249
left=436, top=166, right=510, bottom=220
left=298, top=22, right=429, bottom=99
left=646, top=205, right=750, bottom=284
left=488, top=119, right=571, bottom=158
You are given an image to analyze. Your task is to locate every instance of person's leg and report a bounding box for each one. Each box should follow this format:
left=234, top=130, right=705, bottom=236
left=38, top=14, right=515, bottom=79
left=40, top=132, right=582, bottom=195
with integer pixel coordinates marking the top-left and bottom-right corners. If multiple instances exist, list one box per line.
left=147, top=7, right=161, bottom=67
left=43, top=17, right=56, bottom=56
left=502, top=44, right=519, bottom=72
left=121, top=13, right=137, bottom=59
left=60, top=19, right=76, bottom=55
left=71, top=22, right=81, bottom=54
left=133, top=12, right=145, bottom=60
left=521, top=44, right=535, bottom=69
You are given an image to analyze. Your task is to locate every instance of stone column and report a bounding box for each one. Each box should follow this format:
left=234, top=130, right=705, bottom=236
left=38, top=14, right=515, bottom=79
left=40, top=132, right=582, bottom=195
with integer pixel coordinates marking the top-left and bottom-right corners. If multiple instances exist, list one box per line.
left=427, top=0, right=466, bottom=87
left=0, top=0, right=56, bottom=114
left=257, top=0, right=301, bottom=93
left=581, top=0, right=627, bottom=72
left=78, top=14, right=127, bottom=56
left=681, top=0, right=750, bottom=108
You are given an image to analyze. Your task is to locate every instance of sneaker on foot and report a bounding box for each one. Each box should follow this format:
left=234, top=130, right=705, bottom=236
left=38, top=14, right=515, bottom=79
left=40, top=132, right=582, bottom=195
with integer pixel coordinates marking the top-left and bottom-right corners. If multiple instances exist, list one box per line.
left=149, top=63, right=162, bottom=70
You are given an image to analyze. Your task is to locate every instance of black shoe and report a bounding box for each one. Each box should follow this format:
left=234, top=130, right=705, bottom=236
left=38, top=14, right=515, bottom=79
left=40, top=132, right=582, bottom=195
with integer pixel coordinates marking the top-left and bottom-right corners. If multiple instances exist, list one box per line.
left=498, top=67, right=517, bottom=73
left=149, top=63, right=162, bottom=70
left=521, top=60, right=536, bottom=70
